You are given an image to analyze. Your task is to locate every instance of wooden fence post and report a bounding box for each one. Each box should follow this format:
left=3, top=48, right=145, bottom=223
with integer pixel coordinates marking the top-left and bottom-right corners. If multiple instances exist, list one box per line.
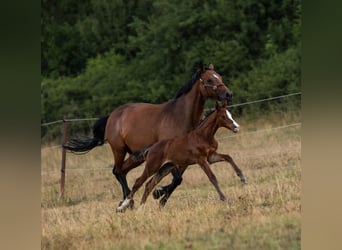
left=59, top=115, right=67, bottom=199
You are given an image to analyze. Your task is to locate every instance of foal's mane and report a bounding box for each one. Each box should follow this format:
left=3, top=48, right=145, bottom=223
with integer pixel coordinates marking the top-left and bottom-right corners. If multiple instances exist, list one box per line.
left=173, top=65, right=211, bottom=99
left=197, top=108, right=216, bottom=126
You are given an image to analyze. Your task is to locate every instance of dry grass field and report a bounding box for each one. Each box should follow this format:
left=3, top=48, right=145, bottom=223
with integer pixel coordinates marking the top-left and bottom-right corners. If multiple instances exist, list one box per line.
left=41, top=109, right=301, bottom=250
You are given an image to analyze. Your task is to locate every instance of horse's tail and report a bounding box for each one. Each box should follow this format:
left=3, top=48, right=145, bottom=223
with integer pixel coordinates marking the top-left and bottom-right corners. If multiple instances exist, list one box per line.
left=63, top=115, right=109, bottom=153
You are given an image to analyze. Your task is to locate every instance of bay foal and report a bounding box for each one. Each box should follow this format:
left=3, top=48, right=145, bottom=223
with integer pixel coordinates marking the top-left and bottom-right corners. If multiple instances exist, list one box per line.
left=117, top=102, right=246, bottom=212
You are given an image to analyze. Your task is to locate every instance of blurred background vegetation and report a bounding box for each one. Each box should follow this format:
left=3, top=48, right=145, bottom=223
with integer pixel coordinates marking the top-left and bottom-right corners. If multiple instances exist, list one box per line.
left=41, top=0, right=301, bottom=142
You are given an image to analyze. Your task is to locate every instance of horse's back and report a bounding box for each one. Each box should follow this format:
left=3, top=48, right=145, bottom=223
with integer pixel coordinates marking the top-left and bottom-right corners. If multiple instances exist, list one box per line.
left=105, top=102, right=166, bottom=152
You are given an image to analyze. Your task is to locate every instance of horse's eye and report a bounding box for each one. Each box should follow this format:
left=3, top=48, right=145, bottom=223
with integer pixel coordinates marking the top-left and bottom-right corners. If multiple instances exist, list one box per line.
left=207, top=79, right=213, bottom=83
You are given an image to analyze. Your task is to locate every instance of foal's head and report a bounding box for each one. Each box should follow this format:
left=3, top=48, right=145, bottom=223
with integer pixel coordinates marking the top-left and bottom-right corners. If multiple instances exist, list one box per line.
left=199, top=64, right=233, bottom=103
left=215, top=102, right=240, bottom=133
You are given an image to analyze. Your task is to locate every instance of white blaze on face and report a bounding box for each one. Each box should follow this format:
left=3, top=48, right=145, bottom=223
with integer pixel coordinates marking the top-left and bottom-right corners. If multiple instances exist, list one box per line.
left=213, top=73, right=220, bottom=80
left=225, top=110, right=239, bottom=130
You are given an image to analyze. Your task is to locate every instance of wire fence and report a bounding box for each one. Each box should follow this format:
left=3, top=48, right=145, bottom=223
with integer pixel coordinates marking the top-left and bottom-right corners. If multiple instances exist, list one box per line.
left=41, top=92, right=301, bottom=127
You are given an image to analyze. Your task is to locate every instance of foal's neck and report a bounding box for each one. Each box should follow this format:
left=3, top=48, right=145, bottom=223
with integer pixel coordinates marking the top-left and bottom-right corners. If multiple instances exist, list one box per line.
left=196, top=112, right=219, bottom=142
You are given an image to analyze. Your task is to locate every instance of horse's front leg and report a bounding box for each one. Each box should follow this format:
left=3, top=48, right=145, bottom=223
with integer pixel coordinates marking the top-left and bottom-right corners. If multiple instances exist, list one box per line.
left=198, top=158, right=226, bottom=201
left=152, top=166, right=186, bottom=207
left=208, top=152, right=247, bottom=184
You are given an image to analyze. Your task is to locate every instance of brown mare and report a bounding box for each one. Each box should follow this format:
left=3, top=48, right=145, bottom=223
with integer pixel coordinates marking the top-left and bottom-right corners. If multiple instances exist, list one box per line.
left=64, top=64, right=233, bottom=208
left=116, top=102, right=246, bottom=212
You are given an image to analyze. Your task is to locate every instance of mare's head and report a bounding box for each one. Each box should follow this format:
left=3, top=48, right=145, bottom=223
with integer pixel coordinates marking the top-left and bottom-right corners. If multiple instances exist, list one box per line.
left=199, top=64, right=233, bottom=103
left=215, top=101, right=240, bottom=133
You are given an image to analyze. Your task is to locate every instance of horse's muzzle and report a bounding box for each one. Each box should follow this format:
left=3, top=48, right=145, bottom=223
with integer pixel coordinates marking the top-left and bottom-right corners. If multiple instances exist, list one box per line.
left=219, top=90, right=233, bottom=104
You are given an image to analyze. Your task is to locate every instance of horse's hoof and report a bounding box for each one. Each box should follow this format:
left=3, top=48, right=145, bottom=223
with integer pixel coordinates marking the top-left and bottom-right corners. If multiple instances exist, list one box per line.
left=116, top=202, right=127, bottom=213
left=153, top=187, right=164, bottom=199
left=116, top=198, right=132, bottom=213
left=116, top=206, right=125, bottom=213
left=159, top=196, right=168, bottom=207
left=117, top=200, right=124, bottom=207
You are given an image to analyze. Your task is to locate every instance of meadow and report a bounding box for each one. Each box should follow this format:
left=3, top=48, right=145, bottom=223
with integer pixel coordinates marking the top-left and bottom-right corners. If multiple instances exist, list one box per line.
left=41, top=108, right=301, bottom=250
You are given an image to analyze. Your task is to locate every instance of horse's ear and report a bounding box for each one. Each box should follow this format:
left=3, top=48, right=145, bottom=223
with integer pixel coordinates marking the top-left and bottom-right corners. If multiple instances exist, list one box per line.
left=215, top=101, right=220, bottom=110
left=222, top=100, right=228, bottom=108
left=201, top=64, right=206, bottom=73
left=208, top=64, right=214, bottom=70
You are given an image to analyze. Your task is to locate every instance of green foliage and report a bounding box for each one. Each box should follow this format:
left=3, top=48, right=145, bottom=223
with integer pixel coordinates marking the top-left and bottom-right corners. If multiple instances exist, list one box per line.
left=231, top=46, right=301, bottom=116
left=41, top=0, right=301, bottom=141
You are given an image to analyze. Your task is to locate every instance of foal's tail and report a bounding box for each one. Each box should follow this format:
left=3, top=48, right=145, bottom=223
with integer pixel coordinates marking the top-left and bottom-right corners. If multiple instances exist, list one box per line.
left=63, top=115, right=109, bottom=153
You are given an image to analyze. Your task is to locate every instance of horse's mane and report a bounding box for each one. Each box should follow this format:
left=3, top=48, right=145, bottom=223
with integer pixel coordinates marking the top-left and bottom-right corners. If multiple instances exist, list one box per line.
left=173, top=65, right=210, bottom=99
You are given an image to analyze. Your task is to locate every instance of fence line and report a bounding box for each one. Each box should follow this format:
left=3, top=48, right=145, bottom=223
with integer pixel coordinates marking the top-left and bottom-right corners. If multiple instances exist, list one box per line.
left=41, top=119, right=64, bottom=126
left=41, top=121, right=301, bottom=150
left=40, top=92, right=301, bottom=127
left=217, top=122, right=301, bottom=141
left=41, top=147, right=300, bottom=176
left=227, top=92, right=301, bottom=108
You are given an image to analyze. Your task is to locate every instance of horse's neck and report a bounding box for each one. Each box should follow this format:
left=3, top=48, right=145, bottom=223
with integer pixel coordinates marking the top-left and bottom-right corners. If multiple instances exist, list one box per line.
left=178, top=82, right=205, bottom=129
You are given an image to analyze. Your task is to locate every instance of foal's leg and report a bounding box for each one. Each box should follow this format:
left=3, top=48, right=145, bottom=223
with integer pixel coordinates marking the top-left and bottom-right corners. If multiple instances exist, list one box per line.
left=121, top=145, right=151, bottom=175
left=139, top=163, right=176, bottom=210
left=198, top=158, right=226, bottom=201
left=208, top=152, right=247, bottom=184
left=121, top=155, right=145, bottom=175
left=153, top=166, right=186, bottom=207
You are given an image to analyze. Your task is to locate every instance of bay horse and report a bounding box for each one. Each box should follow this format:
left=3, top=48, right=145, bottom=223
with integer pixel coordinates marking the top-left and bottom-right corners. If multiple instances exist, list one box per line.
left=116, top=102, right=246, bottom=212
left=64, top=64, right=233, bottom=208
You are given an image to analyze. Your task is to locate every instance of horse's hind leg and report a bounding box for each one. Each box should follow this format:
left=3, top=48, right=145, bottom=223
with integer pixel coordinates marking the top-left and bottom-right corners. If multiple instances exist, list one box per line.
left=115, top=146, right=149, bottom=205
left=117, top=159, right=162, bottom=212
left=152, top=168, right=180, bottom=199
left=208, top=152, right=246, bottom=184
left=116, top=168, right=149, bottom=212
left=111, top=149, right=133, bottom=207
left=154, top=166, right=185, bottom=207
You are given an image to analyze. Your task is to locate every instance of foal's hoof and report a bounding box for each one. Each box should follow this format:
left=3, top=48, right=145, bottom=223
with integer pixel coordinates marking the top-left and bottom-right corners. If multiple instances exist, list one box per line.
left=153, top=187, right=164, bottom=200
left=219, top=195, right=227, bottom=201
left=241, top=176, right=247, bottom=184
